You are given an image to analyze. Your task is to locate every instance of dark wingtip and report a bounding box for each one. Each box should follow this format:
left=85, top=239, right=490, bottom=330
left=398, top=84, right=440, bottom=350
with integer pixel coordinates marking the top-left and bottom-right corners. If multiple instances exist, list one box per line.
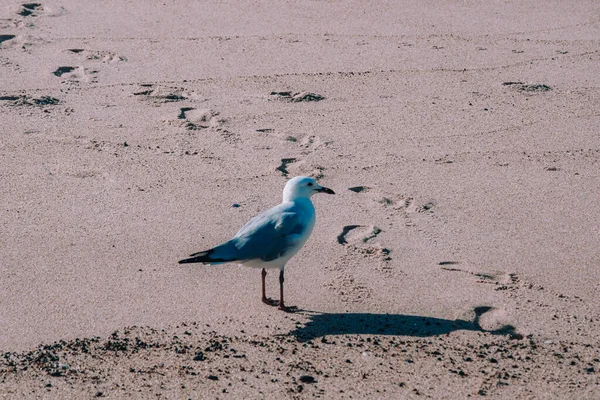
left=178, top=249, right=213, bottom=264
left=178, top=247, right=233, bottom=264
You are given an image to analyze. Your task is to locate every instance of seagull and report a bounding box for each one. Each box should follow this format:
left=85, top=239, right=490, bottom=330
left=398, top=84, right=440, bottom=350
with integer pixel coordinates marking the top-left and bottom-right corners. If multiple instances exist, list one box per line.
left=179, top=176, right=335, bottom=311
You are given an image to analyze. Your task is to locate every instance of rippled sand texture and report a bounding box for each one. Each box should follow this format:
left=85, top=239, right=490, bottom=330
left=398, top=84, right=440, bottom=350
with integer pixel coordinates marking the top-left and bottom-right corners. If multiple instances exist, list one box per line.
left=1, top=1, right=599, bottom=398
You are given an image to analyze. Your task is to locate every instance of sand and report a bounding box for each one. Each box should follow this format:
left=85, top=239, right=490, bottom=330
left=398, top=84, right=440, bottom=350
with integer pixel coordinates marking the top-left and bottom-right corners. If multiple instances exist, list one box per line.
left=1, top=0, right=599, bottom=398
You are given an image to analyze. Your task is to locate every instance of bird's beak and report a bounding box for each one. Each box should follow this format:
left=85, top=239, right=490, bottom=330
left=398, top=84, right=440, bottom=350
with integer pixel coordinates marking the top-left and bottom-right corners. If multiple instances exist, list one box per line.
left=317, top=186, right=335, bottom=195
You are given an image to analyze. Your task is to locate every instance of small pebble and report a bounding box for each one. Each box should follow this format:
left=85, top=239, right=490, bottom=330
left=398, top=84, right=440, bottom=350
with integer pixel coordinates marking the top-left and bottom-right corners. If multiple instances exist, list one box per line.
left=299, top=375, right=315, bottom=383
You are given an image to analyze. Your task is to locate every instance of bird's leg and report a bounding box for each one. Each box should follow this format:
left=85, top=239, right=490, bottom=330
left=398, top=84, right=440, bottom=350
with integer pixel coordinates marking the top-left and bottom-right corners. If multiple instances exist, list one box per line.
left=278, top=268, right=292, bottom=312
left=261, top=268, right=276, bottom=306
left=261, top=268, right=267, bottom=300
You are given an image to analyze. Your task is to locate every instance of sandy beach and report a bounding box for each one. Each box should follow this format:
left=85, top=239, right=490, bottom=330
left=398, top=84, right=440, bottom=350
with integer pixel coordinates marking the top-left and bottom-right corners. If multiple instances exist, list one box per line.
left=1, top=0, right=599, bottom=398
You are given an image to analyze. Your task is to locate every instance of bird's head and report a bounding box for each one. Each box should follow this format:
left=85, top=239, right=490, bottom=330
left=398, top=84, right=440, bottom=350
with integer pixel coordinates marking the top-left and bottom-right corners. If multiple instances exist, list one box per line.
left=283, top=176, right=335, bottom=201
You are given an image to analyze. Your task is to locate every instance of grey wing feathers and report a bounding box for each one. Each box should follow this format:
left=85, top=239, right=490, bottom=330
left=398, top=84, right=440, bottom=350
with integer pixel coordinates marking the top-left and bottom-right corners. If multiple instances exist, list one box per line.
left=231, top=209, right=305, bottom=262
left=179, top=203, right=307, bottom=265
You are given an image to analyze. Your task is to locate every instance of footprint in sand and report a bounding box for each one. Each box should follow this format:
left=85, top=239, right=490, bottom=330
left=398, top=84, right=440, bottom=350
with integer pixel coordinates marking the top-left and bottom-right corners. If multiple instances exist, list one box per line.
left=348, top=186, right=369, bottom=193
left=16, top=3, right=66, bottom=18
left=0, top=94, right=60, bottom=106
left=178, top=108, right=223, bottom=129
left=162, top=107, right=228, bottom=136
left=133, top=84, right=200, bottom=104
left=0, top=35, right=16, bottom=46
left=337, top=225, right=382, bottom=245
left=276, top=158, right=325, bottom=180
left=347, top=185, right=436, bottom=224
left=324, top=226, right=377, bottom=302
left=269, top=91, right=324, bottom=102
left=455, top=305, right=520, bottom=337
left=325, top=271, right=372, bottom=304
left=377, top=193, right=419, bottom=212
left=0, top=33, right=44, bottom=50
left=347, top=185, right=416, bottom=210
left=274, top=158, right=325, bottom=180
left=440, top=264, right=520, bottom=290
left=298, top=135, right=333, bottom=151
left=3, top=4, right=61, bottom=29
left=473, top=306, right=520, bottom=337
left=53, top=66, right=76, bottom=77
left=0, top=17, right=26, bottom=29
left=275, top=158, right=297, bottom=177
left=335, top=225, right=392, bottom=273
left=326, top=226, right=390, bottom=302
left=17, top=3, right=43, bottom=17
left=67, top=48, right=127, bottom=63
left=503, top=82, right=552, bottom=93
left=52, top=66, right=98, bottom=83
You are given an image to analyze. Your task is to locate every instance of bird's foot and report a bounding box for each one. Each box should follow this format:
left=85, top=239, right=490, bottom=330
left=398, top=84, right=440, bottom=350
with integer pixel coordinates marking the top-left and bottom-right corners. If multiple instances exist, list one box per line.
left=262, top=297, right=278, bottom=306
left=277, top=302, right=296, bottom=313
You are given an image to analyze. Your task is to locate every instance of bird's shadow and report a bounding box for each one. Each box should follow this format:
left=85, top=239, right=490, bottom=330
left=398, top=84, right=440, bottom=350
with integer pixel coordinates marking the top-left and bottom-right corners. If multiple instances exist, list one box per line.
left=289, top=306, right=522, bottom=342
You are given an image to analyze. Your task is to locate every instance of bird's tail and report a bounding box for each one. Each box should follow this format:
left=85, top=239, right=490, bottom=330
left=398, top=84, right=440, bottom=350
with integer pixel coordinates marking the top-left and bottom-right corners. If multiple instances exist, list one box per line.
left=178, top=243, right=237, bottom=265
left=178, top=250, right=214, bottom=264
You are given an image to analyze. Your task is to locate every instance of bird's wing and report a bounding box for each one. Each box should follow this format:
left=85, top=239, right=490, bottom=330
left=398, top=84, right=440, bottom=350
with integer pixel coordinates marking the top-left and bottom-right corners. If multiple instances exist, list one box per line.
left=230, top=204, right=308, bottom=262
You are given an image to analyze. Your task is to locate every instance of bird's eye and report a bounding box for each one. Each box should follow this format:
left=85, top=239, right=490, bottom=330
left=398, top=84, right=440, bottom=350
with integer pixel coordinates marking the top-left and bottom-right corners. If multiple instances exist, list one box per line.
left=307, top=182, right=313, bottom=187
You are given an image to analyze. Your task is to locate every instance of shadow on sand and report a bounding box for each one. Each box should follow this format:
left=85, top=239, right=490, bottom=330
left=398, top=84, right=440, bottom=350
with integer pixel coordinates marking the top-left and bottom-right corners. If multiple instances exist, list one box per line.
left=290, top=306, right=522, bottom=342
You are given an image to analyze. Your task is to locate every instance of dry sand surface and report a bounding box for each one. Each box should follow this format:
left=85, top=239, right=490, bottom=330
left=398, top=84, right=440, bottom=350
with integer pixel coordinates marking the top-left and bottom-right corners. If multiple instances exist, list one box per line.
left=1, top=0, right=600, bottom=398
